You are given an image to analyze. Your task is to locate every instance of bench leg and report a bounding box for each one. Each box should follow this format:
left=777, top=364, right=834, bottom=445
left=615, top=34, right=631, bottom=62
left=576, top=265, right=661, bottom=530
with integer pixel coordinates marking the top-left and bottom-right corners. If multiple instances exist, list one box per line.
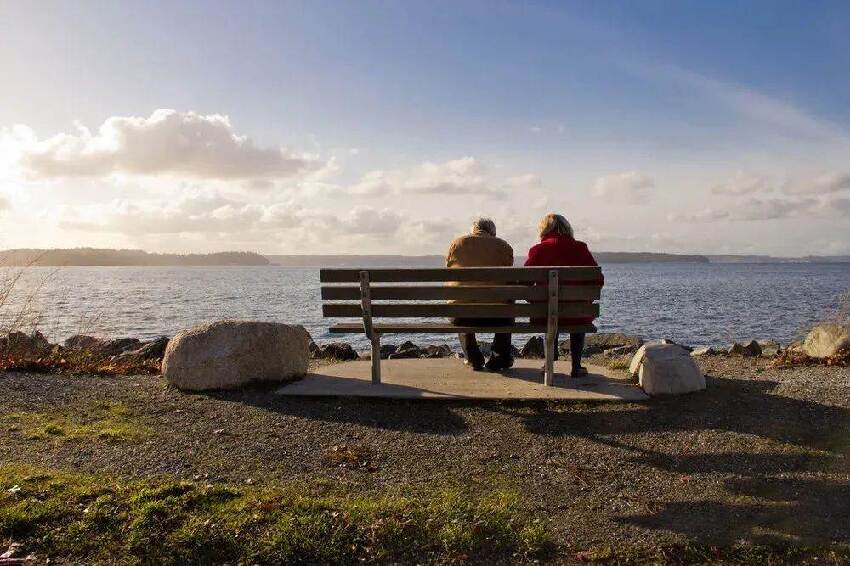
left=370, top=336, right=381, bottom=384
left=544, top=332, right=555, bottom=386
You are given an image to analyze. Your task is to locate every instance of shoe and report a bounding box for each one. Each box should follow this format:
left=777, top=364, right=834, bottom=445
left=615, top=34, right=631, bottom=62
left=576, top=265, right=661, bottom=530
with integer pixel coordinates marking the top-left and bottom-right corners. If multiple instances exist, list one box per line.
left=485, top=356, right=514, bottom=372
left=570, top=366, right=589, bottom=378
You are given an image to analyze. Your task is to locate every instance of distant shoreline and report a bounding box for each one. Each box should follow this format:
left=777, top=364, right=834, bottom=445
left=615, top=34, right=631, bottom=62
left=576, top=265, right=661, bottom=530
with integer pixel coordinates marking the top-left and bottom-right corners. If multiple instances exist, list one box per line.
left=2, top=248, right=849, bottom=266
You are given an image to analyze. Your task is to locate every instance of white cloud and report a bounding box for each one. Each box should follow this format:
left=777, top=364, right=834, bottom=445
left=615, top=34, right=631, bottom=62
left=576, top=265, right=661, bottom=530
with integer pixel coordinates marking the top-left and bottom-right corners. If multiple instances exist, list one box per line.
left=348, top=156, right=536, bottom=197
left=5, top=109, right=318, bottom=181
left=783, top=172, right=850, bottom=195
left=0, top=194, right=10, bottom=212
left=592, top=171, right=654, bottom=201
left=668, top=195, right=850, bottom=223
left=711, top=171, right=770, bottom=195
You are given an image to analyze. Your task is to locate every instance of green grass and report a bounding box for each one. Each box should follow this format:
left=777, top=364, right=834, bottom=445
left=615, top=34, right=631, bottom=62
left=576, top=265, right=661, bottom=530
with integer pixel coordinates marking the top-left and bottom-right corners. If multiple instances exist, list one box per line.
left=0, top=465, right=552, bottom=564
left=3, top=401, right=150, bottom=442
left=606, top=356, right=632, bottom=371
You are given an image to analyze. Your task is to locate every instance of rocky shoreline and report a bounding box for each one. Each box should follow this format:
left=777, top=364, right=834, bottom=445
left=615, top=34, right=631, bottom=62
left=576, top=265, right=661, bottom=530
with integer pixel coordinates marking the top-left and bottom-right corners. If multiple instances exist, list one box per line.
left=0, top=325, right=847, bottom=375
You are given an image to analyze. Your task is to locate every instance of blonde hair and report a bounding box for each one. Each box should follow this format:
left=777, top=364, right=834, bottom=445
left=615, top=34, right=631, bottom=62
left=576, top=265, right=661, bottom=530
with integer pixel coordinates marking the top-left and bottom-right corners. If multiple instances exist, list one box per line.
left=538, top=213, right=573, bottom=239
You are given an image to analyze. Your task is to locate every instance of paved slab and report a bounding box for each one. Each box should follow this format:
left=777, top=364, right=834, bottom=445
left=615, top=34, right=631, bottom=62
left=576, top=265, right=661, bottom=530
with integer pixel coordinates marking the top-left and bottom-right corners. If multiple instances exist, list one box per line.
left=278, top=358, right=648, bottom=401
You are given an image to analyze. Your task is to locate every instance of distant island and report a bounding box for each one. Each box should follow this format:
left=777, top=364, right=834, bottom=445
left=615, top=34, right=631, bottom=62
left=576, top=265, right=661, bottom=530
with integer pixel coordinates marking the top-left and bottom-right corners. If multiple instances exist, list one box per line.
left=2, top=248, right=848, bottom=267
left=0, top=249, right=270, bottom=266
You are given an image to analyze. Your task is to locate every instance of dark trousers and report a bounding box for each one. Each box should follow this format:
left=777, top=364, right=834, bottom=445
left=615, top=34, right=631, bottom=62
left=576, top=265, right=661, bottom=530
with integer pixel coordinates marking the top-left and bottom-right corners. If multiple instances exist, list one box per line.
left=554, top=332, right=585, bottom=370
left=452, top=318, right=513, bottom=366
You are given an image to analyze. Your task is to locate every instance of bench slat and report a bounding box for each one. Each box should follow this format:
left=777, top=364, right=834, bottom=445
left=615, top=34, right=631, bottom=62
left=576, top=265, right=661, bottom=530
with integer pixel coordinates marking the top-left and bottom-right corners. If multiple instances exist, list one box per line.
left=321, top=285, right=601, bottom=301
left=322, top=302, right=599, bottom=318
left=320, top=266, right=602, bottom=283
left=328, top=322, right=598, bottom=334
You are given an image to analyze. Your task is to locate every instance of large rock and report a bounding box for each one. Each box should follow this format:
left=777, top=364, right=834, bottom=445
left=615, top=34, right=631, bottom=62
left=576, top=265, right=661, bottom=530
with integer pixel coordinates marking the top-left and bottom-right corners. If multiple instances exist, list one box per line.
left=317, top=342, right=359, bottom=361
left=0, top=331, right=50, bottom=356
left=422, top=344, right=452, bottom=358
left=162, top=321, right=310, bottom=391
left=521, top=336, right=545, bottom=358
left=116, top=336, right=170, bottom=361
left=388, top=340, right=422, bottom=359
left=802, top=324, right=850, bottom=358
left=583, top=333, right=644, bottom=355
left=629, top=344, right=706, bottom=396
left=64, top=334, right=103, bottom=351
left=728, top=340, right=762, bottom=357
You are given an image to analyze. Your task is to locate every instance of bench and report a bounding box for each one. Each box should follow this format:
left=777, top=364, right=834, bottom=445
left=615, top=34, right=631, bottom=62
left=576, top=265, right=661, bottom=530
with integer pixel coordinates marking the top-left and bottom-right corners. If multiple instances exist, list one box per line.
left=320, top=266, right=603, bottom=386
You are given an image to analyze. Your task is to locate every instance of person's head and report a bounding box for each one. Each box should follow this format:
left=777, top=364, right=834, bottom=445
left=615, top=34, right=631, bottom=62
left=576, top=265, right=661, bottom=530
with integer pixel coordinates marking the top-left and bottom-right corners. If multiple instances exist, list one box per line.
left=471, top=217, right=497, bottom=237
left=538, top=213, right=573, bottom=239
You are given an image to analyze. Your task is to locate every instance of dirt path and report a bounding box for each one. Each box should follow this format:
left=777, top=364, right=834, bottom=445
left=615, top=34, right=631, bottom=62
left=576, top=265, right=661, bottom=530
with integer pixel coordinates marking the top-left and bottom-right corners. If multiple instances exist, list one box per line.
left=2, top=356, right=849, bottom=562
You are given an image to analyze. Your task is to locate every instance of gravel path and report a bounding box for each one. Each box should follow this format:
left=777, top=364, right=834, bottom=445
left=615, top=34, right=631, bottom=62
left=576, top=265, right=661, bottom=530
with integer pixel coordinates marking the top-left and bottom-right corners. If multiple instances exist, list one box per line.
left=2, top=356, right=849, bottom=559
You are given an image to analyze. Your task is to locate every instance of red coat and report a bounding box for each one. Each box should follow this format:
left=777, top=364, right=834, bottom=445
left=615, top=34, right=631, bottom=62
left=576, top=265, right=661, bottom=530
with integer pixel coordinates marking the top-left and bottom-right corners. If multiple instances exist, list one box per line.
left=524, top=235, right=603, bottom=325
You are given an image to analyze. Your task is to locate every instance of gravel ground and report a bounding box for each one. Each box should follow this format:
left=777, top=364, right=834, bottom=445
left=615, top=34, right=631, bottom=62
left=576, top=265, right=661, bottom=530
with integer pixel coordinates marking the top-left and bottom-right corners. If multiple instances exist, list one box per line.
left=2, top=355, right=850, bottom=560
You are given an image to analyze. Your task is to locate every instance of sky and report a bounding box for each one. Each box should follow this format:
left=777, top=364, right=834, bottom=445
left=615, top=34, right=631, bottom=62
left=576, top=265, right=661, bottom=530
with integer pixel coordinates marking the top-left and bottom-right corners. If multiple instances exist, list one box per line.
left=1, top=0, right=849, bottom=257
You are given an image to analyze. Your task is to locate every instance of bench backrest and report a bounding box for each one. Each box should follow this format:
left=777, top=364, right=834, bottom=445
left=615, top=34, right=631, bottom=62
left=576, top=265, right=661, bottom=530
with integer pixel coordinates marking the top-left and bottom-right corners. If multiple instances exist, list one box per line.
left=320, top=266, right=602, bottom=320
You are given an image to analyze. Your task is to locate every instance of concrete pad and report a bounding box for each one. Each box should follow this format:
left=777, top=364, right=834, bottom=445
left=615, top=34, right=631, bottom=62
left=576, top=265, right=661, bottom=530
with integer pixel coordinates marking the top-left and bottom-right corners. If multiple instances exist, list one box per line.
left=278, top=358, right=648, bottom=401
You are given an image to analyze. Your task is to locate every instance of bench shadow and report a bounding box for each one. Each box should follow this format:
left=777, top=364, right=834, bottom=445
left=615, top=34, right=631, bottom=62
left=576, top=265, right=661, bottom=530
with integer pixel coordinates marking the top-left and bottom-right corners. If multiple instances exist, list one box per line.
left=508, top=375, right=850, bottom=545
left=204, top=381, right=469, bottom=435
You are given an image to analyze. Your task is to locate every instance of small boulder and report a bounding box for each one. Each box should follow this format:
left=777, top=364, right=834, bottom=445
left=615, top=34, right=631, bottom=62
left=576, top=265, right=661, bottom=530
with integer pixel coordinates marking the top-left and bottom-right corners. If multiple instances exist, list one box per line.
left=117, top=336, right=170, bottom=361
left=308, top=340, right=321, bottom=358
left=604, top=344, right=639, bottom=357
left=422, top=344, right=452, bottom=358
left=162, top=321, right=310, bottom=391
left=629, top=344, right=706, bottom=396
left=802, top=324, right=850, bottom=358
left=64, top=334, right=103, bottom=351
left=100, top=338, right=142, bottom=357
left=318, top=342, right=359, bottom=361
left=757, top=340, right=781, bottom=358
left=0, top=331, right=51, bottom=356
left=389, top=341, right=422, bottom=359
left=690, top=346, right=717, bottom=357
left=584, top=333, right=644, bottom=355
left=521, top=336, right=545, bottom=358
left=728, top=340, right=762, bottom=357
left=379, top=344, right=398, bottom=359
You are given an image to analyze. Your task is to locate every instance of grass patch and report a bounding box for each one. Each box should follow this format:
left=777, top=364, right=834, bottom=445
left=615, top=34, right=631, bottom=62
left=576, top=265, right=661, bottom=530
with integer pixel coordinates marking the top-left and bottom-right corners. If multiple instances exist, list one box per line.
left=576, top=542, right=850, bottom=564
left=3, top=401, right=150, bottom=442
left=0, top=465, right=553, bottom=564
left=606, top=356, right=631, bottom=371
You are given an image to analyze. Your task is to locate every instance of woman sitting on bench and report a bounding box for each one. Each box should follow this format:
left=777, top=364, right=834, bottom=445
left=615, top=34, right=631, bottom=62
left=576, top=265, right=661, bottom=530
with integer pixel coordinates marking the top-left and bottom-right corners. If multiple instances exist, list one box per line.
left=525, top=213, right=604, bottom=378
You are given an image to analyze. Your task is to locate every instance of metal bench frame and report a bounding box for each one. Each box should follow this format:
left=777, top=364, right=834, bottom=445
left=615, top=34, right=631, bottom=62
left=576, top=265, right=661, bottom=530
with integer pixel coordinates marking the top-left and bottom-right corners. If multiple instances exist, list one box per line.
left=320, top=266, right=602, bottom=386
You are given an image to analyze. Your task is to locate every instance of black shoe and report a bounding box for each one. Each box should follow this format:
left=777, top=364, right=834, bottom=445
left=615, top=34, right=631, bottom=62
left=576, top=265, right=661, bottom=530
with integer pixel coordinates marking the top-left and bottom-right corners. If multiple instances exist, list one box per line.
left=485, top=356, right=514, bottom=372
left=570, top=366, right=588, bottom=378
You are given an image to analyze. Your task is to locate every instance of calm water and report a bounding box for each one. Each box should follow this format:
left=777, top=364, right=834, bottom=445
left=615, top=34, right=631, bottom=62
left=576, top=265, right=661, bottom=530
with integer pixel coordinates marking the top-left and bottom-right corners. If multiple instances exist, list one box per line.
left=3, top=263, right=848, bottom=349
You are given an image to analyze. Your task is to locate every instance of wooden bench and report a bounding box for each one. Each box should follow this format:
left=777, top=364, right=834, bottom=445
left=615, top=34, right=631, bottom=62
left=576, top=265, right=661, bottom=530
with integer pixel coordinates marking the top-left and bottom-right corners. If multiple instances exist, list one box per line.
left=320, top=266, right=603, bottom=386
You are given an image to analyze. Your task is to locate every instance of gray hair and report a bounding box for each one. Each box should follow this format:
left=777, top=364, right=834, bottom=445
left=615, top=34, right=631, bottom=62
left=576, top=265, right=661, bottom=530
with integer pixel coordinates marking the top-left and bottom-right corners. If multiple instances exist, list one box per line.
left=538, top=213, right=574, bottom=239
left=471, top=217, right=496, bottom=236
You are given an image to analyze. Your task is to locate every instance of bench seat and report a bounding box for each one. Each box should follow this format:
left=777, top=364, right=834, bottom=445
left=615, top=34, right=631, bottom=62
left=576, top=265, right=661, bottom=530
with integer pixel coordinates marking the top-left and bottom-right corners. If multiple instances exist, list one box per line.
left=329, top=322, right=597, bottom=334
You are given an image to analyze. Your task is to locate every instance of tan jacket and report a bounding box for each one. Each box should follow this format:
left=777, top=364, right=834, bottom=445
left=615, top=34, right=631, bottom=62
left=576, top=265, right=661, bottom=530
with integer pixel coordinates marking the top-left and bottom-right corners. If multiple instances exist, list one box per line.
left=445, top=233, right=514, bottom=304
left=445, top=233, right=514, bottom=268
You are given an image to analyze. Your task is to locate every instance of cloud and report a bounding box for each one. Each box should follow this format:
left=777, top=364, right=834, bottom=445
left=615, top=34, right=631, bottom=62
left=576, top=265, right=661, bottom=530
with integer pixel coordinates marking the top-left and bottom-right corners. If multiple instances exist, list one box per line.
left=783, top=172, right=850, bottom=195
left=592, top=171, right=654, bottom=201
left=7, top=109, right=318, bottom=181
left=667, top=195, right=850, bottom=222
left=0, top=194, right=10, bottom=212
left=711, top=171, right=770, bottom=195
left=348, top=157, right=536, bottom=197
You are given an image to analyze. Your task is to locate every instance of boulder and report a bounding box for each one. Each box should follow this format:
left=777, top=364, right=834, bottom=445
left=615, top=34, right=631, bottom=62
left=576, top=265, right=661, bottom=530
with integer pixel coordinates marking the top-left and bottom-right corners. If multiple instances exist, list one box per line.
left=116, top=336, right=170, bottom=361
left=629, top=344, right=706, bottom=396
left=308, top=340, right=321, bottom=358
left=100, top=338, right=143, bottom=357
left=521, top=336, right=545, bottom=358
left=728, top=340, right=762, bottom=357
left=757, top=340, right=781, bottom=358
left=690, top=346, right=717, bottom=357
left=162, top=321, right=310, bottom=391
left=379, top=344, right=398, bottom=359
left=584, top=333, right=644, bottom=355
left=317, top=342, right=359, bottom=361
left=604, top=344, right=640, bottom=357
left=422, top=344, right=452, bottom=358
left=64, top=334, right=103, bottom=351
left=389, top=340, right=423, bottom=359
left=802, top=324, right=850, bottom=358
left=0, top=331, right=51, bottom=356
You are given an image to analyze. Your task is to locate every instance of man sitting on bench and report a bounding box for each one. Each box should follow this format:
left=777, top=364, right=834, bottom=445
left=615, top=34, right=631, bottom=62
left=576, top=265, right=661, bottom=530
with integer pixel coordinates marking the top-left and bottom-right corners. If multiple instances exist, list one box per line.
left=445, top=217, right=515, bottom=371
